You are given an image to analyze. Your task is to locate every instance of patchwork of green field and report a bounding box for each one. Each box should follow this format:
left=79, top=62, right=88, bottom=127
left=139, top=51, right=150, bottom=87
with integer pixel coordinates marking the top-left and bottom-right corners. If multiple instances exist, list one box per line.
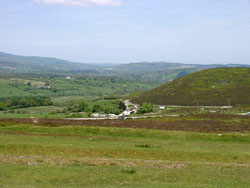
left=0, top=98, right=122, bottom=118
left=0, top=123, right=250, bottom=187
left=0, top=102, right=249, bottom=120
left=0, top=75, right=153, bottom=98
left=0, top=79, right=31, bottom=98
left=0, top=106, right=67, bottom=119
left=52, top=96, right=97, bottom=104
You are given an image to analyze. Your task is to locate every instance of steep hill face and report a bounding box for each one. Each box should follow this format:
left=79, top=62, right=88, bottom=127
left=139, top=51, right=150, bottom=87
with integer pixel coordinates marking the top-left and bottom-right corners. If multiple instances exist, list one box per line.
left=132, top=68, right=250, bottom=106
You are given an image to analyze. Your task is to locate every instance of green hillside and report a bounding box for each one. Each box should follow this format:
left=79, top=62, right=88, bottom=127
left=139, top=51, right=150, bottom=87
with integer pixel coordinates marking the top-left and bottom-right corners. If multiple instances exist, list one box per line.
left=0, top=79, right=32, bottom=97
left=1, top=51, right=249, bottom=85
left=102, top=62, right=250, bottom=84
left=132, top=68, right=250, bottom=106
left=0, top=52, right=101, bottom=74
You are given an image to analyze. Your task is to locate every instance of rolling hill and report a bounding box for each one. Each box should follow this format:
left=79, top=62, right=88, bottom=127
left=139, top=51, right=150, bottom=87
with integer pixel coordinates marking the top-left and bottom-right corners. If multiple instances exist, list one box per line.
left=132, top=68, right=250, bottom=106
left=105, top=62, right=250, bottom=84
left=0, top=52, right=102, bottom=74
left=1, top=51, right=249, bottom=85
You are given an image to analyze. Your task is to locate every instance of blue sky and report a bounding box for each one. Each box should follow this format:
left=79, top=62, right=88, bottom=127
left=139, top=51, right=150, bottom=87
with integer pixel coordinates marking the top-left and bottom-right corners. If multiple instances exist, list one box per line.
left=0, top=0, right=249, bottom=64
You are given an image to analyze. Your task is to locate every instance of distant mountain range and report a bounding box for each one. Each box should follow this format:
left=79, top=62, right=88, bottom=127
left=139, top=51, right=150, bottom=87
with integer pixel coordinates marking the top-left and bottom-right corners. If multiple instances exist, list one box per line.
left=1, top=51, right=249, bottom=84
left=0, top=52, right=102, bottom=74
left=132, top=67, right=250, bottom=106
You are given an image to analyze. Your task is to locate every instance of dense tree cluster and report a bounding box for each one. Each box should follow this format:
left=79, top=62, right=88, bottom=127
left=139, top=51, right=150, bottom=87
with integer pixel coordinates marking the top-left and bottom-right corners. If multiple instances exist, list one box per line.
left=104, top=107, right=122, bottom=115
left=65, top=101, right=89, bottom=113
left=92, top=104, right=102, bottom=113
left=0, top=96, right=52, bottom=111
left=137, top=103, right=153, bottom=114
left=103, top=100, right=126, bottom=115
left=118, top=101, right=126, bottom=111
left=63, top=100, right=125, bottom=115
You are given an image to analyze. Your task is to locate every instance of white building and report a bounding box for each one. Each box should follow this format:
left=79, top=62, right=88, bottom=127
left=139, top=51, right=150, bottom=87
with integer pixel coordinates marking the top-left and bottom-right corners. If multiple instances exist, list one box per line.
left=91, top=113, right=100, bottom=118
left=123, top=110, right=131, bottom=116
left=159, top=106, right=165, bottom=110
left=108, top=114, right=117, bottom=117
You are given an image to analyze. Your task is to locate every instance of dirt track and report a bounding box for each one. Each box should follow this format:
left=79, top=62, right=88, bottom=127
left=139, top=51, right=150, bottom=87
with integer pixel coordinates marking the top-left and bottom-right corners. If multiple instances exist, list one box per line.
left=0, top=115, right=249, bottom=133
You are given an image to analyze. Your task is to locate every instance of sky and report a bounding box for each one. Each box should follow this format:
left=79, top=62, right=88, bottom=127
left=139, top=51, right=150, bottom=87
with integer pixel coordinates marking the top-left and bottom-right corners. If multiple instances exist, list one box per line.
left=0, top=0, right=250, bottom=64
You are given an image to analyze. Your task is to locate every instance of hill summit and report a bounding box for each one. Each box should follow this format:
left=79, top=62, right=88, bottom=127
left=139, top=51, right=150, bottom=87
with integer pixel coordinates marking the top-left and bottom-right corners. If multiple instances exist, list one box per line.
left=132, top=68, right=250, bottom=106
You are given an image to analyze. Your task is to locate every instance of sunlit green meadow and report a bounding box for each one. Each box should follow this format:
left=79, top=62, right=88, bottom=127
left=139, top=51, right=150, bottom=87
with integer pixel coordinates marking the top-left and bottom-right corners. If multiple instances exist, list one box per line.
left=0, top=122, right=250, bottom=187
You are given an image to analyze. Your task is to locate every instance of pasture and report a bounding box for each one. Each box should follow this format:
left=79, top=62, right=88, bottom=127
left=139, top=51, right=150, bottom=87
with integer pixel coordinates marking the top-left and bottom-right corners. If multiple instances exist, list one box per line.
left=0, top=116, right=249, bottom=187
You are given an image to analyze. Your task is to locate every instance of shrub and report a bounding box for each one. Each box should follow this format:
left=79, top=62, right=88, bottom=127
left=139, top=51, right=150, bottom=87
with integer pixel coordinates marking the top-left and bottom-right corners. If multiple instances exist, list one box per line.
left=92, top=104, right=102, bottom=113
left=137, top=103, right=153, bottom=114
left=122, top=169, right=136, bottom=174
left=118, top=101, right=126, bottom=111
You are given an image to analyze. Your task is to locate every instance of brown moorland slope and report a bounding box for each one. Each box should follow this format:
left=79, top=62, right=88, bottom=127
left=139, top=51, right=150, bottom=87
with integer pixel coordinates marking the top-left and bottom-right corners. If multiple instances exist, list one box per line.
left=132, top=68, right=250, bottom=106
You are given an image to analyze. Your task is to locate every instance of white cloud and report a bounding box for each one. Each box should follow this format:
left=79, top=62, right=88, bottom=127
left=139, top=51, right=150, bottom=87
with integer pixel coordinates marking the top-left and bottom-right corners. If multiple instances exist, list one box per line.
left=34, top=0, right=122, bottom=7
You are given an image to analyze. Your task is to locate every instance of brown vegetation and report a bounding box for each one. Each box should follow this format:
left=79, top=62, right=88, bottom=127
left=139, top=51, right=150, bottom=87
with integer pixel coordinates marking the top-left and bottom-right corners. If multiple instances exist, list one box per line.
left=133, top=68, right=250, bottom=106
left=0, top=114, right=249, bottom=133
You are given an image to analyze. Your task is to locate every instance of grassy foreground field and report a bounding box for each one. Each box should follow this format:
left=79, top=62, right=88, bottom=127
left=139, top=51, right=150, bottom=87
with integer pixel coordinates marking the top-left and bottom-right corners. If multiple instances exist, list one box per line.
left=0, top=121, right=250, bottom=188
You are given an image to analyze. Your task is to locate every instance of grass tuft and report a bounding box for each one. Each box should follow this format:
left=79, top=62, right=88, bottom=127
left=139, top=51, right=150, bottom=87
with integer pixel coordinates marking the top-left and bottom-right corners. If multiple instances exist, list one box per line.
left=122, top=169, right=136, bottom=174
left=135, top=144, right=152, bottom=148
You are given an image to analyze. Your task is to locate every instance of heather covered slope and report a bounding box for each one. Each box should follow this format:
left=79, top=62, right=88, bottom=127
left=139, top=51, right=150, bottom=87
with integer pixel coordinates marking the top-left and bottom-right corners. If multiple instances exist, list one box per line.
left=132, top=68, right=250, bottom=106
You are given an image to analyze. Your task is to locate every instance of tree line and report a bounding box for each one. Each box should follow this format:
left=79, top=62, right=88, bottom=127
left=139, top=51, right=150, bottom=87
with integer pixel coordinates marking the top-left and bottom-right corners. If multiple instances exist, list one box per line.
left=0, top=96, right=52, bottom=111
left=61, top=100, right=126, bottom=115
